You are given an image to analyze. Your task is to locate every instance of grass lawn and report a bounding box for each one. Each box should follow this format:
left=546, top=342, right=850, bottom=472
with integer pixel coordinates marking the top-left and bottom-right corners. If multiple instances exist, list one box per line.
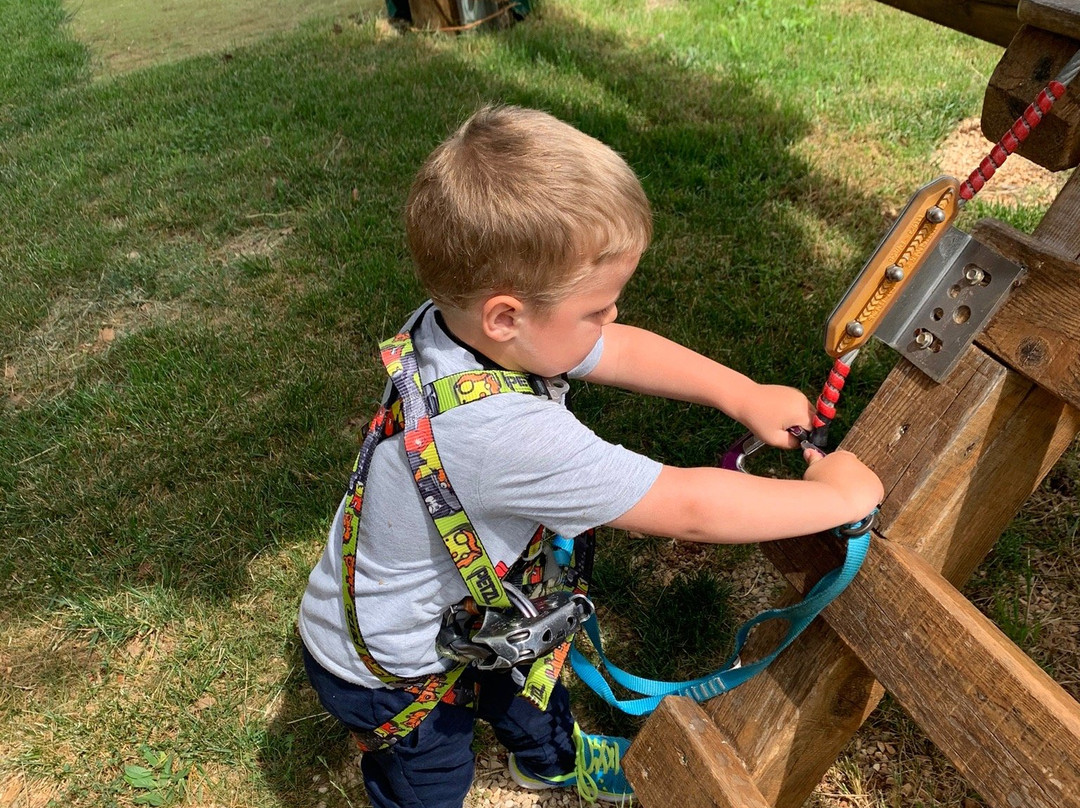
left=2, top=0, right=1076, bottom=806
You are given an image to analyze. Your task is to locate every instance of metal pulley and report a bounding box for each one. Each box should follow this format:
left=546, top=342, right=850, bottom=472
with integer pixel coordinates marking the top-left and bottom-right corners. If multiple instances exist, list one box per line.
left=436, top=584, right=594, bottom=670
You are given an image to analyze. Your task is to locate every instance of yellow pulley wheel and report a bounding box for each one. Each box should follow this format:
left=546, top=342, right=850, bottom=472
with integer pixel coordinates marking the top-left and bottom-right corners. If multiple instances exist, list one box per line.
left=824, top=176, right=961, bottom=358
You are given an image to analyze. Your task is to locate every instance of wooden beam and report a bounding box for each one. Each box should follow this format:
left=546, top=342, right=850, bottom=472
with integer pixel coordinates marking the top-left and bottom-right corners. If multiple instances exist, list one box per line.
left=843, top=349, right=1080, bottom=582
left=981, top=25, right=1080, bottom=171
left=975, top=219, right=1080, bottom=410
left=695, top=603, right=885, bottom=808
left=1019, top=0, right=1080, bottom=40
left=874, top=0, right=1022, bottom=47
left=766, top=534, right=1080, bottom=808
left=1025, top=161, right=1080, bottom=257
left=625, top=696, right=773, bottom=808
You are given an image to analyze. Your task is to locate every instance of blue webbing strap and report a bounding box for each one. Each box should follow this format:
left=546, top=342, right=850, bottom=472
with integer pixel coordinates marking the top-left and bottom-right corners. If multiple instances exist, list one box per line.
left=569, top=526, right=871, bottom=716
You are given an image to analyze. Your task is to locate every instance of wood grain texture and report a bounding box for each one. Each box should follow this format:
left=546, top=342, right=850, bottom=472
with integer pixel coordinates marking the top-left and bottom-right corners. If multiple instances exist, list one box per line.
left=975, top=219, right=1080, bottom=409
left=625, top=696, right=773, bottom=808
left=981, top=25, right=1080, bottom=172
left=766, top=535, right=1080, bottom=808
left=1020, top=0, right=1080, bottom=39
left=843, top=348, right=1080, bottom=581
left=1028, top=165, right=1080, bottom=258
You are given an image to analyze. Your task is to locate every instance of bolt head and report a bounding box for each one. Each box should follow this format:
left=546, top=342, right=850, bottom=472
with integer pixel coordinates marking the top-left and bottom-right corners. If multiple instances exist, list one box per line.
left=885, top=264, right=904, bottom=282
left=845, top=321, right=865, bottom=338
left=925, top=206, right=946, bottom=224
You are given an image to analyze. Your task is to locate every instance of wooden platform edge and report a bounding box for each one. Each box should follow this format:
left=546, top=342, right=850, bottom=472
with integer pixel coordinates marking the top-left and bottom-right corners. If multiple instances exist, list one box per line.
left=1019, top=0, right=1080, bottom=40
left=874, top=0, right=1023, bottom=47
left=624, top=696, right=773, bottom=808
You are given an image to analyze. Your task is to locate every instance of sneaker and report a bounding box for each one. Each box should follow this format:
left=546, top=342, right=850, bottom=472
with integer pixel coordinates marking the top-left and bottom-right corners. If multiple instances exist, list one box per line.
left=508, top=723, right=634, bottom=805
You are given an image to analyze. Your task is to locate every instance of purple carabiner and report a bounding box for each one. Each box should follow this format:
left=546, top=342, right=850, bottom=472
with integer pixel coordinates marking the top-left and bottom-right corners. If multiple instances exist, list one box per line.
left=720, top=432, right=766, bottom=472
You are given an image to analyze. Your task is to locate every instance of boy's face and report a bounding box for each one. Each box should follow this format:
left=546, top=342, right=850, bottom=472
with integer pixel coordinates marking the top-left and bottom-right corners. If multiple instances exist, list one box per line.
left=509, top=252, right=638, bottom=378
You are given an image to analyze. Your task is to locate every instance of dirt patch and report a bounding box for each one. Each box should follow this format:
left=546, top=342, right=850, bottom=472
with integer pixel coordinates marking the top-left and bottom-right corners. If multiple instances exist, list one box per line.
left=932, top=117, right=1073, bottom=208
left=3, top=289, right=179, bottom=407
left=0, top=774, right=58, bottom=808
left=214, top=225, right=294, bottom=265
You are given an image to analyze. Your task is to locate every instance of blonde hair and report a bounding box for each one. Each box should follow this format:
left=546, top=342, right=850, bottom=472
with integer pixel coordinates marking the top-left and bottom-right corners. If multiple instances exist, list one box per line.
left=405, top=105, right=652, bottom=311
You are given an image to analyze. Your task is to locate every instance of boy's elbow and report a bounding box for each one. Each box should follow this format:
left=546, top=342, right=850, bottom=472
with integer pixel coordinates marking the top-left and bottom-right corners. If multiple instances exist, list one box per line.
left=611, top=466, right=730, bottom=543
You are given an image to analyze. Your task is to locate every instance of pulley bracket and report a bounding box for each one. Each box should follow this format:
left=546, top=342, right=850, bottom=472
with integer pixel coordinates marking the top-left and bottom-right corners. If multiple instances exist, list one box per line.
left=873, top=227, right=1026, bottom=382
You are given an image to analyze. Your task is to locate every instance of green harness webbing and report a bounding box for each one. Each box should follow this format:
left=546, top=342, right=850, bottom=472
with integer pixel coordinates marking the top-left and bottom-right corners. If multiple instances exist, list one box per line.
left=340, top=321, right=589, bottom=751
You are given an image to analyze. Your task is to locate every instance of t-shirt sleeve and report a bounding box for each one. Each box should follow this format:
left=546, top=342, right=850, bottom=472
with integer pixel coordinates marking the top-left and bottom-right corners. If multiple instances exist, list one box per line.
left=468, top=396, right=662, bottom=538
left=567, top=335, right=604, bottom=379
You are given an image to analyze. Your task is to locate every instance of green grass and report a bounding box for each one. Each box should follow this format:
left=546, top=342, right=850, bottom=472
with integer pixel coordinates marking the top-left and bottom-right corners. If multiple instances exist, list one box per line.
left=1, top=0, right=1073, bottom=805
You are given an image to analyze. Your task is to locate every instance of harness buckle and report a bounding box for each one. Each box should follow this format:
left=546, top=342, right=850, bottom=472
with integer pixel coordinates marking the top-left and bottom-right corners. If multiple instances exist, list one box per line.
left=436, top=586, right=595, bottom=670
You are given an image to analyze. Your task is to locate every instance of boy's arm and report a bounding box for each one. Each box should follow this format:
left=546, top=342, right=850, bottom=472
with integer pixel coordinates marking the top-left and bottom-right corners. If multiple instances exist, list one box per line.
left=609, top=450, right=883, bottom=544
left=582, top=323, right=813, bottom=448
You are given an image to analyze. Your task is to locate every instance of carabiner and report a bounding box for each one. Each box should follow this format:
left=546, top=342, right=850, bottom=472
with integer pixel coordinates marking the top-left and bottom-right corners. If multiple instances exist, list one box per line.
left=721, top=427, right=820, bottom=473
left=720, top=432, right=767, bottom=472
left=834, top=510, right=877, bottom=538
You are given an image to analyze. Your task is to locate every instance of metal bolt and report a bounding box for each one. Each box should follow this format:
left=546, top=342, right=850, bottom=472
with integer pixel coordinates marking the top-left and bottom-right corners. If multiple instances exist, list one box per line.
left=845, top=321, right=864, bottom=338
left=964, top=266, right=985, bottom=284
left=914, top=330, right=934, bottom=349
left=885, top=264, right=904, bottom=282
left=925, top=206, right=946, bottom=224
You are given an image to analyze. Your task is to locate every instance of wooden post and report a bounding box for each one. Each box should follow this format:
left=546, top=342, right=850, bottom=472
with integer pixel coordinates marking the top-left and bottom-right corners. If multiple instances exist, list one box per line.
left=873, top=0, right=1022, bottom=47
left=406, top=0, right=459, bottom=29
left=1020, top=0, right=1080, bottom=41
left=623, top=21, right=1080, bottom=806
left=627, top=697, right=773, bottom=808
left=981, top=25, right=1080, bottom=172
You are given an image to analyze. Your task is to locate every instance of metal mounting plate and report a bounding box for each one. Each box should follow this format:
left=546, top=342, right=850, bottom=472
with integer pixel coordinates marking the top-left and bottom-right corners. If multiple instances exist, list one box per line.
left=874, top=227, right=1026, bottom=382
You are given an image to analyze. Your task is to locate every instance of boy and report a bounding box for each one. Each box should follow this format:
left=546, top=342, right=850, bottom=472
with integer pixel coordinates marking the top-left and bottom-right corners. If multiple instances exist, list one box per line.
left=299, top=105, right=883, bottom=808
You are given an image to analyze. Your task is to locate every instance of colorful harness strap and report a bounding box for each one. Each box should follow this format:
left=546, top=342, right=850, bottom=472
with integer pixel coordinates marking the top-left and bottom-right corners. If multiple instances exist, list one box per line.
left=340, top=319, right=588, bottom=749
left=381, top=331, right=515, bottom=610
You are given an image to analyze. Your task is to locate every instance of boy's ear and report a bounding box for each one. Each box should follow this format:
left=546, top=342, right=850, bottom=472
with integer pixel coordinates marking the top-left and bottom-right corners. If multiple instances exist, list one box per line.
left=480, top=294, right=525, bottom=342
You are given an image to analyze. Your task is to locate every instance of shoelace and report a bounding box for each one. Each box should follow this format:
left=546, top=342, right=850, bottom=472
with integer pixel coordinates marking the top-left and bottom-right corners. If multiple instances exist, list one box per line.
left=573, top=725, right=627, bottom=804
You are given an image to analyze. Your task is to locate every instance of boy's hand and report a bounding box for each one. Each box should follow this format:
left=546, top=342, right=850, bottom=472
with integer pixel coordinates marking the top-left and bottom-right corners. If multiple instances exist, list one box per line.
left=802, top=450, right=884, bottom=518
left=738, top=384, right=815, bottom=450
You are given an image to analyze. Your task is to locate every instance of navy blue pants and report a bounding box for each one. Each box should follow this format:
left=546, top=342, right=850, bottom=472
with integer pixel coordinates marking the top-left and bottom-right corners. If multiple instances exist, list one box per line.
left=302, top=644, right=577, bottom=808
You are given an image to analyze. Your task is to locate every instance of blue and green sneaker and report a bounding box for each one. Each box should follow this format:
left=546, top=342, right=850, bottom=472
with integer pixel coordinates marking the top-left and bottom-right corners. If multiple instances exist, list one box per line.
left=508, top=723, right=633, bottom=805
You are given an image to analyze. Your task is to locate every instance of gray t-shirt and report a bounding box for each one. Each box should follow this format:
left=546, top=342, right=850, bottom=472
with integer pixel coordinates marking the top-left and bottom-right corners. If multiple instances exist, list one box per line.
left=298, top=305, right=662, bottom=688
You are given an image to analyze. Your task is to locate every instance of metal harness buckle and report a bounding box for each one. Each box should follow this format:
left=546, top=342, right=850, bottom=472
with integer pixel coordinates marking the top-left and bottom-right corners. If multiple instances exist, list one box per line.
left=436, top=583, right=595, bottom=670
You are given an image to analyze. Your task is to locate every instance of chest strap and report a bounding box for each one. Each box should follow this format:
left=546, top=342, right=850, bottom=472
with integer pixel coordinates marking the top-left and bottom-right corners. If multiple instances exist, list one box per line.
left=340, top=324, right=567, bottom=750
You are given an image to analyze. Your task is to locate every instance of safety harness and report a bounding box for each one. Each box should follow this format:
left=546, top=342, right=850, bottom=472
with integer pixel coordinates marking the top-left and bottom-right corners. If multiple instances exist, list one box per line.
left=340, top=308, right=872, bottom=750
left=341, top=311, right=594, bottom=751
